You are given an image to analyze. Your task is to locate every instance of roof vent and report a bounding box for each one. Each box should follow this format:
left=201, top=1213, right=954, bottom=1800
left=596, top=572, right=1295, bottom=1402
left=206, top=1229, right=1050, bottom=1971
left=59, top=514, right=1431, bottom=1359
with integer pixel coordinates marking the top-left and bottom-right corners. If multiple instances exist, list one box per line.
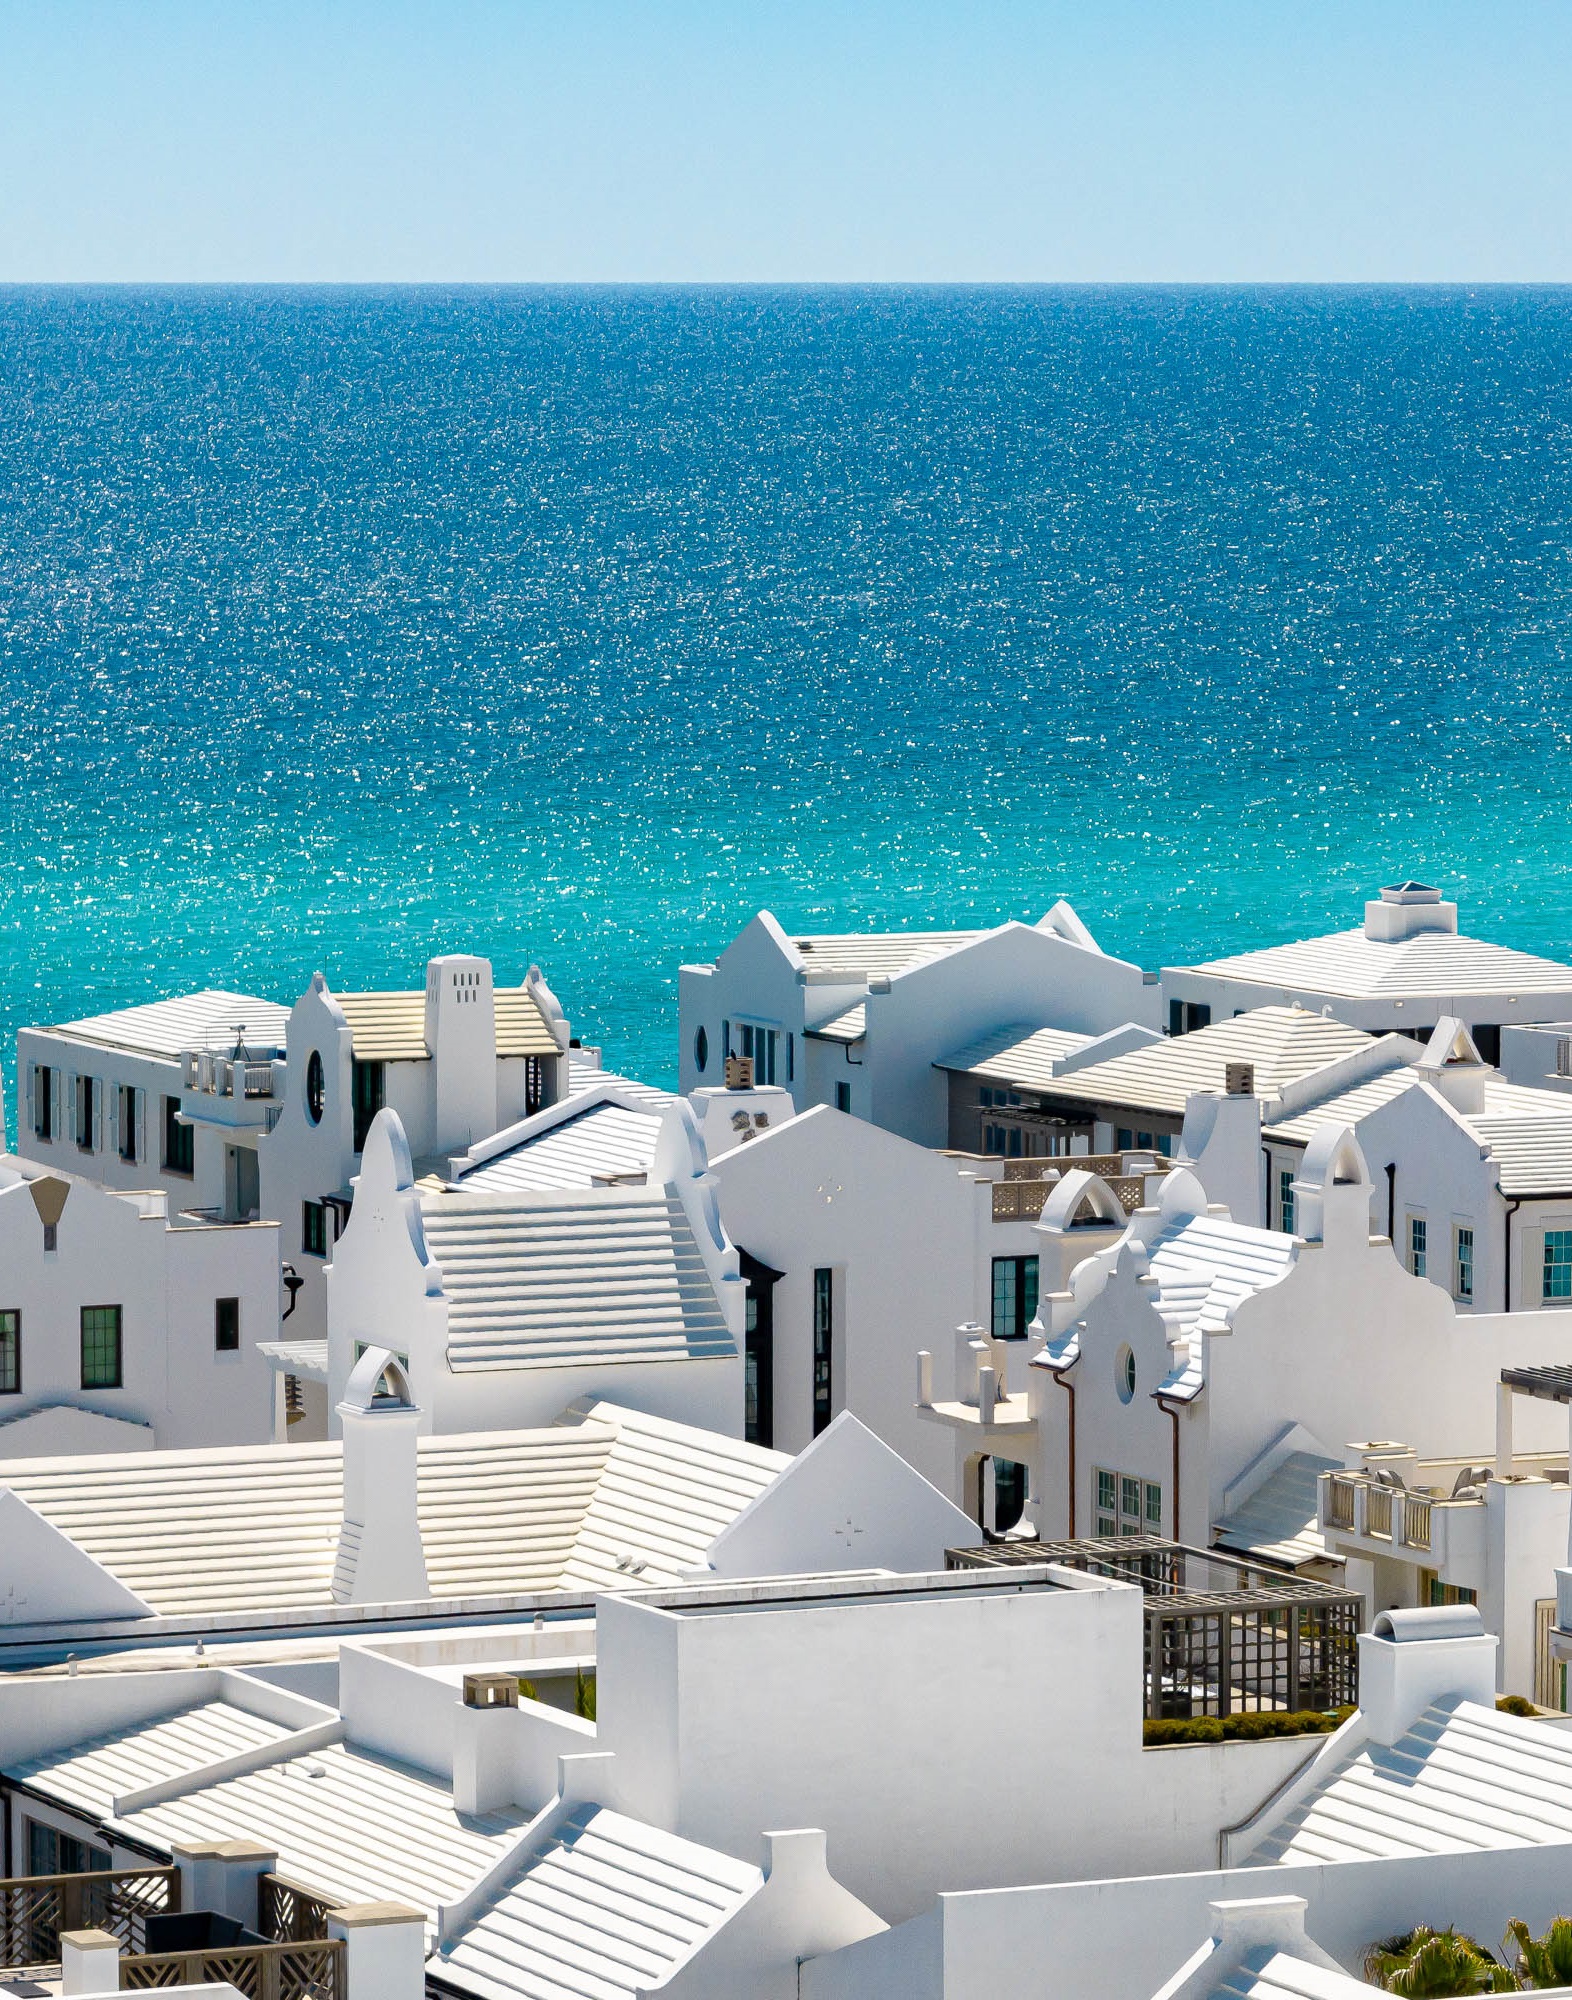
left=1224, top=1062, right=1255, bottom=1097
left=1364, top=883, right=1457, bottom=943
left=725, top=1055, right=754, bottom=1090
left=462, top=1672, right=520, bottom=1709
left=1381, top=882, right=1441, bottom=904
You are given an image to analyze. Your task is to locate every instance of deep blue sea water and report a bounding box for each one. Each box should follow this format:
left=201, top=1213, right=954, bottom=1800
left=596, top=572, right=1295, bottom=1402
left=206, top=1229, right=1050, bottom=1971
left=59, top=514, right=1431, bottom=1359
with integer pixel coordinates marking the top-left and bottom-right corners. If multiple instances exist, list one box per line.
left=3, top=284, right=1572, bottom=1103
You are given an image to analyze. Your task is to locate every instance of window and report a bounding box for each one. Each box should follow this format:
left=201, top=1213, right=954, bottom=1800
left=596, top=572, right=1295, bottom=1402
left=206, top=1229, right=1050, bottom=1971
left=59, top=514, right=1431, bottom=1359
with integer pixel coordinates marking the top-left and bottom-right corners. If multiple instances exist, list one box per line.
left=0, top=1310, right=18, bottom=1394
left=1546, top=1230, right=1572, bottom=1303
left=1168, top=1001, right=1211, bottom=1036
left=30, top=1064, right=54, bottom=1142
left=740, top=1250, right=779, bottom=1449
left=302, top=1200, right=329, bottom=1258
left=1115, top=1344, right=1136, bottom=1403
left=738, top=1022, right=778, bottom=1086
left=162, top=1094, right=193, bottom=1176
left=80, top=1305, right=123, bottom=1390
left=991, top=1256, right=1040, bottom=1341
left=27, top=1820, right=110, bottom=1877
left=1116, top=1128, right=1134, bottom=1151
left=1454, top=1226, right=1474, bottom=1304
left=1279, top=1168, right=1296, bottom=1234
left=787, top=1034, right=794, bottom=1084
left=812, top=1267, right=834, bottom=1436
left=1425, top=1575, right=1479, bottom=1608
left=118, top=1084, right=140, bottom=1163
left=693, top=1025, right=709, bottom=1074
left=991, top=1459, right=1028, bottom=1534
left=305, top=1049, right=326, bottom=1125
left=834, top=1081, right=852, bottom=1114
left=351, top=1059, right=385, bottom=1152
left=1408, top=1216, right=1428, bottom=1279
left=74, top=1074, right=97, bottom=1151
left=1094, top=1465, right=1162, bottom=1537
left=214, top=1297, right=240, bottom=1352
left=1559, top=1038, right=1572, bottom=1080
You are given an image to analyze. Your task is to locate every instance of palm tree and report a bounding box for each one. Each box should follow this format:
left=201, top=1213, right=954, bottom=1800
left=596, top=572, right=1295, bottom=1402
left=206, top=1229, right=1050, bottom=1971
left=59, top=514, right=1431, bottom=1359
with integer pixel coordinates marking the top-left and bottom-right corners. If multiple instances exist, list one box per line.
left=1506, top=1918, right=1572, bottom=1989
left=1365, top=1928, right=1517, bottom=1995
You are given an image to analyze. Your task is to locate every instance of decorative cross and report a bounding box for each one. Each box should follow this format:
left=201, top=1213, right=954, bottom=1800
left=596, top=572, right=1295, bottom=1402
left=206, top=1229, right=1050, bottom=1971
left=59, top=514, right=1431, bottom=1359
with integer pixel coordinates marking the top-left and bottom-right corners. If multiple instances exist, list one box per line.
left=1, top=1584, right=28, bottom=1624
left=832, top=1517, right=864, bottom=1550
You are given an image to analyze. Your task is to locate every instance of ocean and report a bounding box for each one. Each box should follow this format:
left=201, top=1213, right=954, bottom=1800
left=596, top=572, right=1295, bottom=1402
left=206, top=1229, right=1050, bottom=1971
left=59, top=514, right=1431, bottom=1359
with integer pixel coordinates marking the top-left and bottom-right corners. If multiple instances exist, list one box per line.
left=2, top=284, right=1571, bottom=1098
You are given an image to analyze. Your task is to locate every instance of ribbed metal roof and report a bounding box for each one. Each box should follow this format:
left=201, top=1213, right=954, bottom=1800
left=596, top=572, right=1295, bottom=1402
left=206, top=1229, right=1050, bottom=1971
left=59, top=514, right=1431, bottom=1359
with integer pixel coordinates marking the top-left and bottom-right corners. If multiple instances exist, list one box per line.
left=565, top=1061, right=672, bottom=1107
left=1213, top=1451, right=1341, bottom=1570
left=1022, top=1009, right=1373, bottom=1117
left=806, top=1001, right=867, bottom=1044
left=1204, top=1950, right=1371, bottom=1998
left=454, top=1103, right=668, bottom=1193
left=0, top=1405, right=784, bottom=1618
left=10, top=1700, right=295, bottom=1822
left=1249, top=1697, right=1572, bottom=1864
left=334, top=987, right=558, bottom=1063
left=1171, top=928, right=1572, bottom=1001
left=934, top=1023, right=1093, bottom=1088
left=424, top=1189, right=736, bottom=1372
left=437, top=1804, right=759, bottom=2000
left=50, top=990, right=290, bottom=1061
left=792, top=930, right=984, bottom=977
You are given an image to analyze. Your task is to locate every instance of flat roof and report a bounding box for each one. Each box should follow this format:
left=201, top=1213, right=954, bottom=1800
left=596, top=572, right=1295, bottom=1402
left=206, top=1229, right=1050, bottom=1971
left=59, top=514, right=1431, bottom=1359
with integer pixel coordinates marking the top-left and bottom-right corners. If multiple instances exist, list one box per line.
left=45, top=990, right=290, bottom=1061
left=1168, top=927, right=1572, bottom=1002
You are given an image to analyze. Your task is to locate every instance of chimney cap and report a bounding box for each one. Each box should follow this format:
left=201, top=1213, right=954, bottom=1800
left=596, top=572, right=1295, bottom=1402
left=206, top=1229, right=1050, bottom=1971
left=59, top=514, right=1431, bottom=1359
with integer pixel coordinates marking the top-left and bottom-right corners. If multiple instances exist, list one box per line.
left=1380, top=881, right=1441, bottom=904
left=1224, top=1062, right=1256, bottom=1097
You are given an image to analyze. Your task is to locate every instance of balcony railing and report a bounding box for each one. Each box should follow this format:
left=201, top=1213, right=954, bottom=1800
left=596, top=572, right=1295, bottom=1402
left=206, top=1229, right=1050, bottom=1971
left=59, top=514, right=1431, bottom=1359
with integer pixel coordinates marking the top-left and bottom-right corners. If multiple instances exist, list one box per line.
left=1364, top=1486, right=1393, bottom=1538
left=1403, top=1494, right=1433, bottom=1551
left=182, top=1051, right=278, bottom=1100
left=1325, top=1475, right=1356, bottom=1531
left=991, top=1164, right=1162, bottom=1223
left=258, top=1872, right=340, bottom=1944
left=1320, top=1472, right=1446, bottom=1556
left=121, top=1937, right=343, bottom=1998
left=0, top=1865, right=178, bottom=1967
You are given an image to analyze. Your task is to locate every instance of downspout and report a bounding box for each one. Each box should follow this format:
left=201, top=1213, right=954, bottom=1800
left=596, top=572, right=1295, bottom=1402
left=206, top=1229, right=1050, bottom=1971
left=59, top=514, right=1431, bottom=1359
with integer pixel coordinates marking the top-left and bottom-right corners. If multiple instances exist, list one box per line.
left=1504, top=1195, right=1523, bottom=1313
left=1157, top=1396, right=1182, bottom=1542
left=1261, top=1142, right=1273, bottom=1228
left=1384, top=1162, right=1396, bottom=1246
left=1048, top=1365, right=1077, bottom=1538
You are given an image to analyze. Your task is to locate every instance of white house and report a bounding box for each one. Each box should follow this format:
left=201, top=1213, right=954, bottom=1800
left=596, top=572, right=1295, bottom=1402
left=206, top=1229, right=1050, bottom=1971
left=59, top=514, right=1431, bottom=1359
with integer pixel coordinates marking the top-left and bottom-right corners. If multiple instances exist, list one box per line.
left=918, top=1127, right=1572, bottom=1694
left=1261, top=1017, right=1572, bottom=1310
left=17, top=989, right=291, bottom=1219
left=679, top=906, right=1158, bottom=1145
left=256, top=954, right=573, bottom=1391
left=0, top=1151, right=280, bottom=1459
left=315, top=1102, right=747, bottom=1440
left=1162, top=881, right=1572, bottom=1058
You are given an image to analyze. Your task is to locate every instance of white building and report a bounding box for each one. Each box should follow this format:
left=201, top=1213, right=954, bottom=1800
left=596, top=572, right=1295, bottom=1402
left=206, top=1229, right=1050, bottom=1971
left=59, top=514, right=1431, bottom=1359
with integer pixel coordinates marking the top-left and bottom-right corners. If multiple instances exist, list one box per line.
left=17, top=989, right=291, bottom=1218
left=919, top=1128, right=1572, bottom=1693
left=256, top=954, right=573, bottom=1384
left=1162, top=881, right=1572, bottom=1058
left=1261, top=1017, right=1572, bottom=1310
left=313, top=1102, right=746, bottom=1440
left=679, top=906, right=1158, bottom=1145
left=0, top=1152, right=280, bottom=1459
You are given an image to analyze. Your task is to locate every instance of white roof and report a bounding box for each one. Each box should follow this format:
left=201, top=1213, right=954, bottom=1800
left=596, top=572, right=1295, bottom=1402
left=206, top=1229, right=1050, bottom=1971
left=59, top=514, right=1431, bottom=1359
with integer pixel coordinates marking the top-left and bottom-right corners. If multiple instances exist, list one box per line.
left=1213, top=1451, right=1340, bottom=1570
left=1148, top=1211, right=1298, bottom=1342
left=9, top=1700, right=295, bottom=1822
left=567, top=1059, right=673, bottom=1107
left=807, top=1001, right=866, bottom=1044
left=1249, top=1697, right=1572, bottom=1864
left=1267, top=1070, right=1572, bottom=1194
left=934, top=1023, right=1094, bottom=1088
left=791, top=930, right=985, bottom=977
left=436, top=1803, right=759, bottom=2000
left=1187, top=1950, right=1370, bottom=1999
left=1170, top=928, right=1572, bottom=1002
left=1013, top=1009, right=1373, bottom=1116
left=0, top=1404, right=785, bottom=1619
left=453, top=1101, right=667, bottom=1193
left=421, top=1189, right=735, bottom=1372
left=47, top=990, right=290, bottom=1061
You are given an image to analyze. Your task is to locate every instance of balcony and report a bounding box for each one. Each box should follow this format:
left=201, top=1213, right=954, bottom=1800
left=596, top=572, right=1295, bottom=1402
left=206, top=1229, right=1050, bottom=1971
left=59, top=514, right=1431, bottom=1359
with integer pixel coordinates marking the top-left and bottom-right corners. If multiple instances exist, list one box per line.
left=988, top=1153, right=1175, bottom=1224
left=180, top=1046, right=285, bottom=1132
left=1320, top=1451, right=1568, bottom=1587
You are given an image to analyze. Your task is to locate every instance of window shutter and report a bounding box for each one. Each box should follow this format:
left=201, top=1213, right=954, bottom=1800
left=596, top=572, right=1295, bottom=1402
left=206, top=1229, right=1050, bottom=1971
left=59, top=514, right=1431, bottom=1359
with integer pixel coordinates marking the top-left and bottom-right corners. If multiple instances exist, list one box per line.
left=91, top=1081, right=102, bottom=1151
left=25, top=1065, right=35, bottom=1132
left=134, top=1090, right=146, bottom=1165
left=108, top=1086, right=120, bottom=1157
left=66, top=1074, right=78, bottom=1136
left=50, top=1069, right=60, bottom=1136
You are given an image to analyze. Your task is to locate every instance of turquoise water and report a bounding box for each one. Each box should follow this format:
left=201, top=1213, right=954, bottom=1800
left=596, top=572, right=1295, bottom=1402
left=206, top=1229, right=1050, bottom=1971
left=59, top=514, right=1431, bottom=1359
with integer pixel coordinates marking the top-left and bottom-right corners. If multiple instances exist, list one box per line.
left=2, top=285, right=1571, bottom=1099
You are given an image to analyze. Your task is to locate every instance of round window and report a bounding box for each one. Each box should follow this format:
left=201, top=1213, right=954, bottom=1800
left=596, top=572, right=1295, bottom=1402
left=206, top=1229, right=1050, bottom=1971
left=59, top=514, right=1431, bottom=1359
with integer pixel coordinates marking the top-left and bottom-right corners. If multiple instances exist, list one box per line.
left=694, top=1025, right=710, bottom=1074
left=306, top=1049, right=325, bottom=1126
left=1116, top=1345, right=1136, bottom=1404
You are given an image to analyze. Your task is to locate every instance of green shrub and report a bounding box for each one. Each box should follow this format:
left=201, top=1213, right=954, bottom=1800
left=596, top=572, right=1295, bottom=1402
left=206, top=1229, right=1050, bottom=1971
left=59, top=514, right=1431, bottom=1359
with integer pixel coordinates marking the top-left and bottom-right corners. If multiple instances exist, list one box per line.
left=1143, top=1707, right=1353, bottom=1747
left=1497, top=1695, right=1538, bottom=1717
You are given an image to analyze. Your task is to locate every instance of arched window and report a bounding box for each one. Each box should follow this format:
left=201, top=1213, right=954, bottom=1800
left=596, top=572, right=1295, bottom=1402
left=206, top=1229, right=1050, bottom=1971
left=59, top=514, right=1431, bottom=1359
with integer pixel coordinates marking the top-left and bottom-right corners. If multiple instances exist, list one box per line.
left=694, top=1026, right=709, bottom=1074
left=306, top=1050, right=325, bottom=1126
left=1115, top=1344, right=1136, bottom=1404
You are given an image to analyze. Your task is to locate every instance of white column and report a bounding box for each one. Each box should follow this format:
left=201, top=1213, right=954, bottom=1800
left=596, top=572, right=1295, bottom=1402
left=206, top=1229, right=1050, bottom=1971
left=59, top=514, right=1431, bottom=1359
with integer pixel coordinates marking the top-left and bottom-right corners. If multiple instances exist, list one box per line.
left=328, top=1901, right=427, bottom=2000
left=60, top=1929, right=120, bottom=1995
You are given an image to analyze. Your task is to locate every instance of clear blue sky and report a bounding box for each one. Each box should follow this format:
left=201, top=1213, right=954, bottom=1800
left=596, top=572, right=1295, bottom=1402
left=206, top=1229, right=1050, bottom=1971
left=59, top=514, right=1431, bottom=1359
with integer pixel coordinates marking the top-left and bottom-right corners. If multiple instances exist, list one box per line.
left=1, top=0, right=1568, bottom=282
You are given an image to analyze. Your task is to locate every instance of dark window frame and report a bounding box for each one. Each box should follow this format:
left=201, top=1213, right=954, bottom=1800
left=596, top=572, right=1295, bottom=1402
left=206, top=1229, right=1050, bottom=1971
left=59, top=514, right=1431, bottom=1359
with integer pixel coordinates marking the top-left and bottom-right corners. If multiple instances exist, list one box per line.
left=80, top=1304, right=123, bottom=1390
left=302, top=1200, right=329, bottom=1258
left=351, top=1058, right=386, bottom=1152
left=812, top=1267, right=834, bottom=1437
left=991, top=1255, right=1040, bottom=1341
left=162, top=1093, right=194, bottom=1177
left=118, top=1083, right=139, bottom=1163
left=214, top=1297, right=241, bottom=1352
left=0, top=1308, right=18, bottom=1394
left=739, top=1250, right=782, bottom=1450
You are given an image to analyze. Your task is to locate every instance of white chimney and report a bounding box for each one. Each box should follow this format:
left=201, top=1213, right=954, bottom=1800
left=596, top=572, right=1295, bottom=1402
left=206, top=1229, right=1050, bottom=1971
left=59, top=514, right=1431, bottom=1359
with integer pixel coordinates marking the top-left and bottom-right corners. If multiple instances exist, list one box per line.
left=425, top=955, right=497, bottom=1154
left=332, top=1346, right=429, bottom=1605
left=687, top=1083, right=796, bottom=1159
left=1363, top=881, right=1458, bottom=942
left=1177, top=1090, right=1264, bottom=1226
left=1357, top=1605, right=1498, bottom=1746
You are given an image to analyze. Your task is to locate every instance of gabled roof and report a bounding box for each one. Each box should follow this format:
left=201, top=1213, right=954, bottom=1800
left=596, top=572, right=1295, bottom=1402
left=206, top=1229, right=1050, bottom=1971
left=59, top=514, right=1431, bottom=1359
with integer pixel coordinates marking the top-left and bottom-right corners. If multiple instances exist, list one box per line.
left=436, top=1802, right=759, bottom=2000
left=451, top=1100, right=668, bottom=1193
left=334, top=986, right=558, bottom=1062
left=47, top=990, right=290, bottom=1061
left=790, top=930, right=986, bottom=978
left=1267, top=1071, right=1572, bottom=1193
left=1147, top=1212, right=1299, bottom=1343
left=566, top=1058, right=673, bottom=1106
left=1023, top=1009, right=1374, bottom=1117
left=422, top=1188, right=735, bottom=1372
left=1248, top=1697, right=1572, bottom=1864
left=0, top=1405, right=784, bottom=1620
left=1182, top=1948, right=1370, bottom=1999
left=934, top=1023, right=1095, bottom=1088
left=1213, top=1450, right=1340, bottom=1570
left=1169, top=928, right=1572, bottom=1001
